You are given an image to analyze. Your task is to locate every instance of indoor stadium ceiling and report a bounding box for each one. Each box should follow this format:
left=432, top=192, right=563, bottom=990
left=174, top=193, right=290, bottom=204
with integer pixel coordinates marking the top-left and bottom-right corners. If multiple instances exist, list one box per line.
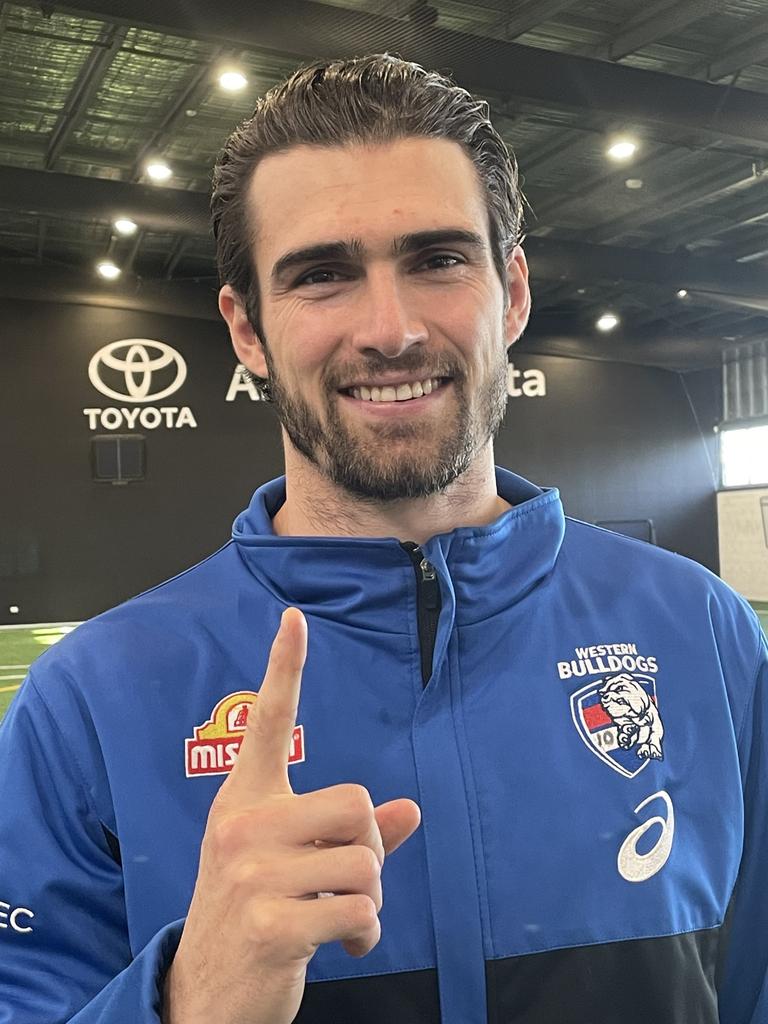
left=1, top=0, right=767, bottom=370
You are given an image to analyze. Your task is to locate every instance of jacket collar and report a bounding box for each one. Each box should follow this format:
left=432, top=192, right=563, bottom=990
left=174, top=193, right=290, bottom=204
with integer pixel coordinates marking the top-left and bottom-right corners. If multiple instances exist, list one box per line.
left=232, top=468, right=565, bottom=630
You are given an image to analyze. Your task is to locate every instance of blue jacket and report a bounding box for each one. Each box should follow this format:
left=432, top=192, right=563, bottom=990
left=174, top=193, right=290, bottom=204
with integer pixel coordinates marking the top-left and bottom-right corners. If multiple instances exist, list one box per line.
left=1, top=469, right=766, bottom=1023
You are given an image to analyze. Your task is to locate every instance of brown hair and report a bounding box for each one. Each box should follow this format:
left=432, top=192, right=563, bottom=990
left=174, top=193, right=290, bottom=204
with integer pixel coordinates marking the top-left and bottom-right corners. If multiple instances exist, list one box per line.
left=211, top=53, right=524, bottom=370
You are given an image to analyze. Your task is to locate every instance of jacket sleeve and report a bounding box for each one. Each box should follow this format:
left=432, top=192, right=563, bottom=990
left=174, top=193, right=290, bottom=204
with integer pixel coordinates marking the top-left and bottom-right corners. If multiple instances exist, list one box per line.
left=717, top=617, right=768, bottom=1024
left=0, top=673, right=184, bottom=1023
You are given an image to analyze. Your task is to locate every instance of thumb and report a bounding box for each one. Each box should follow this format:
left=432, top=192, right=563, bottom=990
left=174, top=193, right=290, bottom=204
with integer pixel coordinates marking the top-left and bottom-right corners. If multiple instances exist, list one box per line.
left=374, top=799, right=421, bottom=856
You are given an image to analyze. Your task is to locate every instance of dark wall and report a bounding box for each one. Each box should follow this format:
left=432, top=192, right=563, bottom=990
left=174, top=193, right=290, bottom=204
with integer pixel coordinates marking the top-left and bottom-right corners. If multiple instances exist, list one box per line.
left=497, top=354, right=719, bottom=570
left=0, top=298, right=720, bottom=624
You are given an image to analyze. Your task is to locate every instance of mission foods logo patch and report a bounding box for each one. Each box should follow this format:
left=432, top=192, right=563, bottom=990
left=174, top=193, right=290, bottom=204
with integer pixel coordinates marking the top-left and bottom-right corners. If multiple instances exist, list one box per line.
left=185, top=690, right=305, bottom=778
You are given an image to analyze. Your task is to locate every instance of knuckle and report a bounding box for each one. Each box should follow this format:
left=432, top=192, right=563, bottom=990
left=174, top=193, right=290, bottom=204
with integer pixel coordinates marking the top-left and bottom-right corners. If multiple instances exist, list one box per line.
left=205, top=808, right=264, bottom=860
left=340, top=783, right=374, bottom=819
left=346, top=893, right=378, bottom=930
left=230, top=854, right=280, bottom=895
left=350, top=845, right=381, bottom=886
left=250, top=901, right=279, bottom=935
left=250, top=902, right=315, bottom=962
left=245, top=701, right=277, bottom=739
left=248, top=902, right=284, bottom=952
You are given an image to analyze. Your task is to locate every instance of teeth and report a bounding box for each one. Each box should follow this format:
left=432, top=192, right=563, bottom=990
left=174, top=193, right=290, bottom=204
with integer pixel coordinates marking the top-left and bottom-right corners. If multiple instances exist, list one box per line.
left=349, top=377, right=442, bottom=402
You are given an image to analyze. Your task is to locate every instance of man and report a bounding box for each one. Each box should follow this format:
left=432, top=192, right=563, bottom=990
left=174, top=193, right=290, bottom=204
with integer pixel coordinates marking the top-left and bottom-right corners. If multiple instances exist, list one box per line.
left=0, top=54, right=766, bottom=1024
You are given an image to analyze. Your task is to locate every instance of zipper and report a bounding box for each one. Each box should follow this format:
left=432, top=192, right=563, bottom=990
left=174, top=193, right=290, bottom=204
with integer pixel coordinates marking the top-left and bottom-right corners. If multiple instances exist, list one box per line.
left=401, top=542, right=442, bottom=686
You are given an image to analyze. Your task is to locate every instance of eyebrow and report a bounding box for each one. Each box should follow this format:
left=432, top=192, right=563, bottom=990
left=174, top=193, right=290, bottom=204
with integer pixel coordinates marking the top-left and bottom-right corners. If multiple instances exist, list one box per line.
left=269, top=228, right=487, bottom=286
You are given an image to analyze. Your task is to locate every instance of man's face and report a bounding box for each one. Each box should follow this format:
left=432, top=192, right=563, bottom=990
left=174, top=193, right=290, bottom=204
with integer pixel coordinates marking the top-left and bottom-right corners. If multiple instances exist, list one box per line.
left=228, top=137, right=529, bottom=501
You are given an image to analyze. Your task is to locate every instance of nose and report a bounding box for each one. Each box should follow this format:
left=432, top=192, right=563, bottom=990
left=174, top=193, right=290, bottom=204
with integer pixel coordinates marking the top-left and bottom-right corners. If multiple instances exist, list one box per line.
left=349, top=265, right=429, bottom=358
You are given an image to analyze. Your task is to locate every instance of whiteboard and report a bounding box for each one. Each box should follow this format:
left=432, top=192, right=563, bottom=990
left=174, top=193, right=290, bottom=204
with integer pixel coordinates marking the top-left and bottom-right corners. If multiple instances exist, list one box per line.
left=717, top=487, right=768, bottom=602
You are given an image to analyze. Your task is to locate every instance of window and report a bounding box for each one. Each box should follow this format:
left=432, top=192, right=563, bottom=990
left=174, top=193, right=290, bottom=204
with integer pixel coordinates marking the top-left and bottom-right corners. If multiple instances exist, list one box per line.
left=720, top=424, right=768, bottom=487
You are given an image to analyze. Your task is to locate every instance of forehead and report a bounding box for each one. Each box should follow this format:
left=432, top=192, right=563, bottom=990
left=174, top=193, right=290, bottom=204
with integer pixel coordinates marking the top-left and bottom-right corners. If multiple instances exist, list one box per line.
left=247, top=137, right=489, bottom=264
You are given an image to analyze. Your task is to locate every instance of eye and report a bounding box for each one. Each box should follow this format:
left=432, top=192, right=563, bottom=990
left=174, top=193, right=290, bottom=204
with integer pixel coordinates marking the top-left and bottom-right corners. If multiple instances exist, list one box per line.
left=296, top=268, right=349, bottom=286
left=419, top=253, right=464, bottom=271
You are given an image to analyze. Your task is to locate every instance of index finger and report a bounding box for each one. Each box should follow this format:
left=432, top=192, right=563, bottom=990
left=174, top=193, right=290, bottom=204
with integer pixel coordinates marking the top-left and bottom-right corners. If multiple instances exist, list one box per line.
left=227, top=607, right=308, bottom=800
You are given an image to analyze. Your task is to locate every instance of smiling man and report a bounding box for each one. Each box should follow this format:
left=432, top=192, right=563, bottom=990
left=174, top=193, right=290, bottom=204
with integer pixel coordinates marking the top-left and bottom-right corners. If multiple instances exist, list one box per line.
left=219, top=133, right=529, bottom=532
left=220, top=136, right=526, bottom=538
left=1, top=55, right=767, bottom=1024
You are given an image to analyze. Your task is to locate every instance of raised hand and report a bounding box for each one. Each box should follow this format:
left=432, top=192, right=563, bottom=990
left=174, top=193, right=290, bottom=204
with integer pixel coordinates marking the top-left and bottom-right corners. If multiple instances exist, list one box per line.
left=163, top=608, right=421, bottom=1024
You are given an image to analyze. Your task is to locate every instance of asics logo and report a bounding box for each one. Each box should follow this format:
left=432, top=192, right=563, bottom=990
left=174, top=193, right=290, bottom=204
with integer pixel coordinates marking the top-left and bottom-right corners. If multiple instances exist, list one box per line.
left=617, top=790, right=674, bottom=882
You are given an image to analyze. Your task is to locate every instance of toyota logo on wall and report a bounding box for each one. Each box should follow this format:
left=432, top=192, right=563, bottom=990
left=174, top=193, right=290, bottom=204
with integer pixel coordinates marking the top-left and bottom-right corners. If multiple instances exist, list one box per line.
left=88, top=339, right=187, bottom=402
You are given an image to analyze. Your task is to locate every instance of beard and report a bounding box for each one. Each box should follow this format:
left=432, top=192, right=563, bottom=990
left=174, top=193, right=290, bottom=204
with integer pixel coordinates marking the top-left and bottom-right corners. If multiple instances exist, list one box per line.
left=261, top=342, right=509, bottom=502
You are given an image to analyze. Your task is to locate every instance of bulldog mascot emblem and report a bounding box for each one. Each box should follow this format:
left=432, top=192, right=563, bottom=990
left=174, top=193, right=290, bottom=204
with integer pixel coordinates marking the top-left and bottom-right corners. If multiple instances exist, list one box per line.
left=571, top=672, right=665, bottom=778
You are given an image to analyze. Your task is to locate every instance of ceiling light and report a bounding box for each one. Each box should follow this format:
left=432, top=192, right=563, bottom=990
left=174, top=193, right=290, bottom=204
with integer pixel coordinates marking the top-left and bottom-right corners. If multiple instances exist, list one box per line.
left=145, top=161, right=172, bottom=182
left=625, top=178, right=644, bottom=190
left=96, top=260, right=121, bottom=280
left=677, top=289, right=689, bottom=298
left=219, top=70, right=248, bottom=92
left=596, top=313, right=619, bottom=332
left=607, top=139, right=638, bottom=161
left=113, top=218, right=137, bottom=236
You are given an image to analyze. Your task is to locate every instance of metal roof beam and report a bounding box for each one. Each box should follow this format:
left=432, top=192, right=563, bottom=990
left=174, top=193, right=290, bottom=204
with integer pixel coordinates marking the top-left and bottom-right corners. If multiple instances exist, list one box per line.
left=522, top=236, right=768, bottom=308
left=129, top=46, right=229, bottom=180
left=0, top=261, right=219, bottom=319
left=0, top=166, right=210, bottom=234
left=604, top=0, right=717, bottom=62
left=0, top=136, right=208, bottom=181
left=53, top=0, right=768, bottom=148
left=718, top=234, right=768, bottom=264
left=121, top=228, right=145, bottom=272
left=705, top=23, right=768, bottom=81
left=474, top=0, right=583, bottom=42
left=162, top=235, right=191, bottom=279
left=585, top=163, right=760, bottom=246
left=529, top=145, right=678, bottom=223
left=650, top=184, right=768, bottom=251
left=691, top=291, right=768, bottom=317
left=44, top=24, right=128, bottom=170
left=2, top=165, right=767, bottom=313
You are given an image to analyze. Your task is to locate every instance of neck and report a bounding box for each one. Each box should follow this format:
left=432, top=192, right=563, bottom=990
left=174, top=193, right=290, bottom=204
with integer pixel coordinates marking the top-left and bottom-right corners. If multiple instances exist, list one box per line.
left=272, top=441, right=511, bottom=543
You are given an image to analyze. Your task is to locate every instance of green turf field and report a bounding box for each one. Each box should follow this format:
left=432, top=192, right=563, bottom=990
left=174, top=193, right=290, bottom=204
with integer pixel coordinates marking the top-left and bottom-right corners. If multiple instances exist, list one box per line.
left=1, top=607, right=767, bottom=725
left=0, top=624, right=80, bottom=722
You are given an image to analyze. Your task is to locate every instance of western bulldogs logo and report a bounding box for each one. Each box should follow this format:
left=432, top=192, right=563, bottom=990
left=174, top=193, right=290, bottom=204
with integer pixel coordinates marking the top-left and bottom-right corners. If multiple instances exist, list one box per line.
left=571, top=673, right=664, bottom=778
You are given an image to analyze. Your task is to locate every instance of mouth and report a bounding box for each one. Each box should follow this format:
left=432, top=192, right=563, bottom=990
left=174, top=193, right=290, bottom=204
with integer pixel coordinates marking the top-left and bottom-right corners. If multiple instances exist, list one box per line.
left=338, top=376, right=451, bottom=404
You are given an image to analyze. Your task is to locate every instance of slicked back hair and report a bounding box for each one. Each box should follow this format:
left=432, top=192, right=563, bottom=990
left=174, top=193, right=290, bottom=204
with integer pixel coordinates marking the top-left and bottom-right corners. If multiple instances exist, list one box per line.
left=211, top=53, right=524, bottom=347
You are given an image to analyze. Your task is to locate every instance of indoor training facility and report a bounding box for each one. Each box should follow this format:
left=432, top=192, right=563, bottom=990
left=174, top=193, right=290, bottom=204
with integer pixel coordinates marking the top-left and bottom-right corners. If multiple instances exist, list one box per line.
left=1, top=0, right=767, bottom=717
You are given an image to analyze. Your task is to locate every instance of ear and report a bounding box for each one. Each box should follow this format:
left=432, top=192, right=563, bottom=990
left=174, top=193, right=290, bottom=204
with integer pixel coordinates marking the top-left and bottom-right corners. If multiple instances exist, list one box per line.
left=218, top=284, right=268, bottom=378
left=503, top=245, right=532, bottom=349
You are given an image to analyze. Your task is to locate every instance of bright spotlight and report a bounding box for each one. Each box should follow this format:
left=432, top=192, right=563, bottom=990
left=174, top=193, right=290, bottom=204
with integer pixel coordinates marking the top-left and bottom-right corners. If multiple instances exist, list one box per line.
left=607, top=139, right=637, bottom=161
left=596, top=313, right=619, bottom=332
left=96, top=260, right=122, bottom=280
left=219, top=70, right=248, bottom=92
left=145, top=161, right=172, bottom=182
left=113, top=218, right=138, bottom=236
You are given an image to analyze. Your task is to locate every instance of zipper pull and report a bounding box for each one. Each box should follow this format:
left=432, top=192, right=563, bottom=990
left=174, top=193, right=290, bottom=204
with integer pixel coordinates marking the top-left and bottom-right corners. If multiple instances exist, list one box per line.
left=419, top=557, right=440, bottom=610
